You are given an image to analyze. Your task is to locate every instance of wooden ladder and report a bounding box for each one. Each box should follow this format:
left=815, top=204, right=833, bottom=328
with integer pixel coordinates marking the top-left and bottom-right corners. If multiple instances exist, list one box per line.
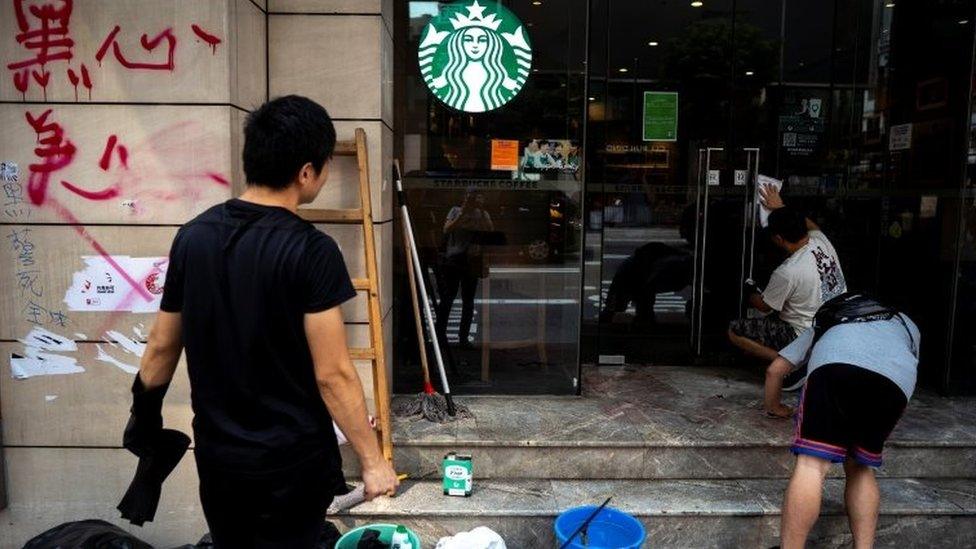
left=297, top=128, right=393, bottom=463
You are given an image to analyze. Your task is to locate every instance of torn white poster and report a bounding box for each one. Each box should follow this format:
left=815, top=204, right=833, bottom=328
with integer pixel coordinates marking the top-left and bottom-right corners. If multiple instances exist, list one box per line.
left=63, top=256, right=169, bottom=312
left=94, top=329, right=146, bottom=374
left=10, top=327, right=84, bottom=379
left=95, top=344, right=139, bottom=374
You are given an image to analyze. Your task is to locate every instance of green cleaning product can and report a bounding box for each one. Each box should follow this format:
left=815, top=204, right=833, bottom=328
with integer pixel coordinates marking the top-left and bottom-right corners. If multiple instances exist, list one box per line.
left=442, top=452, right=473, bottom=497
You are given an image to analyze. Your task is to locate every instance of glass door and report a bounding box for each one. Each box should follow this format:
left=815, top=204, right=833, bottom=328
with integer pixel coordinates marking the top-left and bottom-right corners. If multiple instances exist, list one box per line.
left=584, top=0, right=747, bottom=364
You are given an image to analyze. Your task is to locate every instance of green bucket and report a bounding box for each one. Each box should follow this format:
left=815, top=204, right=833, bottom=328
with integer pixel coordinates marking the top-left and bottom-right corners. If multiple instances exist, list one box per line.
left=336, top=524, right=422, bottom=549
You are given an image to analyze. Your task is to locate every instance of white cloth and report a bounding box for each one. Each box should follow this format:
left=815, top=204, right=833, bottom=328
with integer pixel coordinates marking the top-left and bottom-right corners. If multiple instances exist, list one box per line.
left=761, top=230, right=846, bottom=334
left=756, top=174, right=783, bottom=228
left=435, top=527, right=506, bottom=549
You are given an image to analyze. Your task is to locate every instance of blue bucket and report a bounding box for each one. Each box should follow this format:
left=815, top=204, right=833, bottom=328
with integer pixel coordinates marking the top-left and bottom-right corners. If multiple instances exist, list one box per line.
left=554, top=506, right=646, bottom=549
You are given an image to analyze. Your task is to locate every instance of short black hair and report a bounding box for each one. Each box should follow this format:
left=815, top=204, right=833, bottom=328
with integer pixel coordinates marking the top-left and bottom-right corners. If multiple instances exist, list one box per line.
left=767, top=206, right=809, bottom=243
left=242, top=95, right=336, bottom=189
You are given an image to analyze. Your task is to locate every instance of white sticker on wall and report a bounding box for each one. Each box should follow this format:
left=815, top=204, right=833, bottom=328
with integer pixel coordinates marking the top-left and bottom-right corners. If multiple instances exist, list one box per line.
left=0, top=161, right=20, bottom=182
left=10, top=327, right=84, bottom=379
left=63, top=256, right=169, bottom=312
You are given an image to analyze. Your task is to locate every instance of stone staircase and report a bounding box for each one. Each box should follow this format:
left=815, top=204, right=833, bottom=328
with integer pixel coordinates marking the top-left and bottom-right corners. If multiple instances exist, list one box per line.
left=338, top=366, right=976, bottom=547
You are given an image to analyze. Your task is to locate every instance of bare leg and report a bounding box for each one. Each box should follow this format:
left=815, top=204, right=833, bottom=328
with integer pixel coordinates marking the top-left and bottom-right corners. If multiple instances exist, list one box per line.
left=782, top=455, right=832, bottom=549
left=765, top=357, right=794, bottom=417
left=844, top=459, right=879, bottom=549
left=728, top=328, right=779, bottom=362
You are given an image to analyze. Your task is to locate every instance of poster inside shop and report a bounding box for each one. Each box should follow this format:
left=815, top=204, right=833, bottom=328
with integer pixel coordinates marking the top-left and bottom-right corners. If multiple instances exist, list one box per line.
left=778, top=89, right=828, bottom=162
left=643, top=91, right=679, bottom=142
left=491, top=139, right=520, bottom=171
left=520, top=139, right=581, bottom=175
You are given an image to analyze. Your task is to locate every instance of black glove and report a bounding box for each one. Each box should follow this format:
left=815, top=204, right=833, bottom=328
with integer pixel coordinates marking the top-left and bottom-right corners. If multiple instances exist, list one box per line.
left=118, top=374, right=191, bottom=526
left=123, top=375, right=169, bottom=455
left=117, top=428, right=191, bottom=526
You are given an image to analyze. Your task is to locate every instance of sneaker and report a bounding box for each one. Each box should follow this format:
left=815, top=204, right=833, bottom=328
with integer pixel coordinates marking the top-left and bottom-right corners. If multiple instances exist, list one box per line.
left=782, top=365, right=808, bottom=392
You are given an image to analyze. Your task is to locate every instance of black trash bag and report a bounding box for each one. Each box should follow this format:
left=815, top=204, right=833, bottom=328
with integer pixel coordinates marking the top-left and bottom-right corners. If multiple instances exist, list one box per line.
left=317, top=521, right=342, bottom=549
left=22, top=519, right=153, bottom=549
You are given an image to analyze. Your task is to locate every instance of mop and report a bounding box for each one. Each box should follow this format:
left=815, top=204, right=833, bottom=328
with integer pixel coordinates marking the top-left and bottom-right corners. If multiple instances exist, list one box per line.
left=391, top=160, right=471, bottom=422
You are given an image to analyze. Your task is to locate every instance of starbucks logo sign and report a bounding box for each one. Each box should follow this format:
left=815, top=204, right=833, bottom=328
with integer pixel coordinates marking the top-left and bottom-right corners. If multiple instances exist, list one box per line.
left=418, top=0, right=532, bottom=113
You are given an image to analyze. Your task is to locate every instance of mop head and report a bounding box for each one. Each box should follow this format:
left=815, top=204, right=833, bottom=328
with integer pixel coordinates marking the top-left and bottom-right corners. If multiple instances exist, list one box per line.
left=393, top=391, right=472, bottom=423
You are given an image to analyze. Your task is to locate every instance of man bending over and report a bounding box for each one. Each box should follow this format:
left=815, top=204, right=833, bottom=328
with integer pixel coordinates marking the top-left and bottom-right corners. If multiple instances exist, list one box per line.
left=775, top=295, right=919, bottom=548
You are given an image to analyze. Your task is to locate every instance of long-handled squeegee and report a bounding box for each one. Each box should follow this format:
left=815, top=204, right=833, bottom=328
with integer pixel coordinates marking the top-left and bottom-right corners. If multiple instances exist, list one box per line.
left=395, top=160, right=457, bottom=417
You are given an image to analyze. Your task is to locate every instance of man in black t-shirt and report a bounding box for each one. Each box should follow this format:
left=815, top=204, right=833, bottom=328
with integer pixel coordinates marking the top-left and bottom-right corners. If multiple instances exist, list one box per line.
left=131, top=95, right=398, bottom=547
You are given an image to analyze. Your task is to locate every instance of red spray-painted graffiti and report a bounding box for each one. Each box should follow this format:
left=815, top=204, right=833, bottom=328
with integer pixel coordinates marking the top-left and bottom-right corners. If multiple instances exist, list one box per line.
left=95, top=25, right=177, bottom=72
left=58, top=134, right=127, bottom=200
left=7, top=0, right=75, bottom=100
left=6, top=0, right=225, bottom=101
left=24, top=108, right=76, bottom=206
left=191, top=24, right=222, bottom=55
left=65, top=63, right=92, bottom=101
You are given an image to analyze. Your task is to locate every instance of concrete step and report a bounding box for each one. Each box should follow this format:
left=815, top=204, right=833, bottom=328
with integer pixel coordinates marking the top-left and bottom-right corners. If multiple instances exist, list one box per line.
left=385, top=370, right=976, bottom=479
left=335, top=478, right=976, bottom=548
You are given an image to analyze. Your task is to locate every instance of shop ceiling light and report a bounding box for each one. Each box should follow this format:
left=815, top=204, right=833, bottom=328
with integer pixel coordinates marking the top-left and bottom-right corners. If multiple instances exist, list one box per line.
left=589, top=97, right=596, bottom=101
left=691, top=1, right=704, bottom=7
left=745, top=70, right=754, bottom=76
left=959, top=19, right=969, bottom=24
left=648, top=41, right=659, bottom=46
left=618, top=67, right=629, bottom=73
left=885, top=2, right=895, bottom=7
left=533, top=1, right=542, bottom=5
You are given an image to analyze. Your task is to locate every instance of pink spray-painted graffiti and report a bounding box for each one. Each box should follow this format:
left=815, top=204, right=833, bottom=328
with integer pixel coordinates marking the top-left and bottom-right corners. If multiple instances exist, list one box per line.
left=19, top=107, right=230, bottom=316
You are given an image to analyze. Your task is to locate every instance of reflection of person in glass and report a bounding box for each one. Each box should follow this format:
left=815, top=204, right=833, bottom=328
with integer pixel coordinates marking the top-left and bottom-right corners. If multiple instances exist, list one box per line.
left=436, top=188, right=494, bottom=350
left=600, top=243, right=693, bottom=328
left=432, top=26, right=518, bottom=113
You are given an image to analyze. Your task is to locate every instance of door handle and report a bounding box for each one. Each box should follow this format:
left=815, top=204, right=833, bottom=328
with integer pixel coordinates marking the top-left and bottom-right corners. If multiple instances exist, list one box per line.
left=691, top=147, right=724, bottom=354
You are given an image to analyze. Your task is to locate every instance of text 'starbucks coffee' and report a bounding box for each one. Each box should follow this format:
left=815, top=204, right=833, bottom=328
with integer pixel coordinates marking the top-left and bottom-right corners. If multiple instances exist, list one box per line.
left=442, top=453, right=473, bottom=497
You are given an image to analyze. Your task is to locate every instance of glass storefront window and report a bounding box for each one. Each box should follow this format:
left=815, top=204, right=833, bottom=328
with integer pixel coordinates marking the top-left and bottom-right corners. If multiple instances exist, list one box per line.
left=394, top=0, right=587, bottom=394
left=392, top=0, right=976, bottom=395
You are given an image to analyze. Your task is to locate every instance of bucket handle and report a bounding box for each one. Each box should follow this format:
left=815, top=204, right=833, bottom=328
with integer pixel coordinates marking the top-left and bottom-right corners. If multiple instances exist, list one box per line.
left=558, top=496, right=613, bottom=549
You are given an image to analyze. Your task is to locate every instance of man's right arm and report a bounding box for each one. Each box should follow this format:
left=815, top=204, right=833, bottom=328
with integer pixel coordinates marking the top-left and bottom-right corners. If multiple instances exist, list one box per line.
left=305, top=306, right=398, bottom=500
left=759, top=183, right=819, bottom=230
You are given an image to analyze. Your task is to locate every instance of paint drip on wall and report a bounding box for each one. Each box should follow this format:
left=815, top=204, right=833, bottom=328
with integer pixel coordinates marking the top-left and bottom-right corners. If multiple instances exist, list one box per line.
left=10, top=327, right=84, bottom=379
left=63, top=256, right=168, bottom=312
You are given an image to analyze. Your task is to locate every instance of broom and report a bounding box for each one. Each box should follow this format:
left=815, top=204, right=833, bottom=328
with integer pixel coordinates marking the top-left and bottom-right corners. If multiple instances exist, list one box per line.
left=391, top=160, right=470, bottom=422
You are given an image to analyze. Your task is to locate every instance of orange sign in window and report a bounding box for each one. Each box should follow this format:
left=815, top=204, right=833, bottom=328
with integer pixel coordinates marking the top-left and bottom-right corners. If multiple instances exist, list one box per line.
left=490, top=139, right=519, bottom=171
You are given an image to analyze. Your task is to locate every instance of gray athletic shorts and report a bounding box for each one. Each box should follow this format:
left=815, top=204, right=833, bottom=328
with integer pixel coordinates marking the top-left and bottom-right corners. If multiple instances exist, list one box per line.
left=729, top=316, right=797, bottom=351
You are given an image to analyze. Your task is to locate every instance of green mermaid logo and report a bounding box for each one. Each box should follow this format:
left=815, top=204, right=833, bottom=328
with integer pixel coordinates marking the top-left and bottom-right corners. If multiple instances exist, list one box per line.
left=419, top=1, right=532, bottom=113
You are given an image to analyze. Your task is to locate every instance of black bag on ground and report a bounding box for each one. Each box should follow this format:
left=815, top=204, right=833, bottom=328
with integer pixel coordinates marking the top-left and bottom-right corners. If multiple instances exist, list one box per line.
left=22, top=519, right=153, bottom=549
